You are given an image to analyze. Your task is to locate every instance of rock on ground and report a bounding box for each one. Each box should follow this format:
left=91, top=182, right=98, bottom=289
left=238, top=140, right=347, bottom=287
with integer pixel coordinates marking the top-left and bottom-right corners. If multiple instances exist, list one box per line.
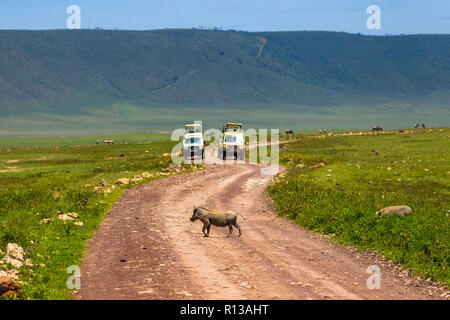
left=0, top=243, right=26, bottom=269
left=116, top=178, right=130, bottom=185
left=0, top=276, right=21, bottom=296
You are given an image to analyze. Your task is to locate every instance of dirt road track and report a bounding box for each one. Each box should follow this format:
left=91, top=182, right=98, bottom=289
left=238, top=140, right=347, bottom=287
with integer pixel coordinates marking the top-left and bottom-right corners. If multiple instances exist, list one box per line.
left=75, top=163, right=448, bottom=300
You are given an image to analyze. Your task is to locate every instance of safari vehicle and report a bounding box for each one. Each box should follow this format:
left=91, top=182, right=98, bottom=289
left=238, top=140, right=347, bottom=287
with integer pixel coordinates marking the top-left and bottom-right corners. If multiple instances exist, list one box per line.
left=220, top=123, right=245, bottom=160
left=182, top=124, right=204, bottom=159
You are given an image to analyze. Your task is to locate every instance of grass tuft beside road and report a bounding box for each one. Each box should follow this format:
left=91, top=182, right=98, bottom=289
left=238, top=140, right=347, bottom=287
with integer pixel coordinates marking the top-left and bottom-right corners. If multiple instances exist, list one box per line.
left=267, top=128, right=450, bottom=287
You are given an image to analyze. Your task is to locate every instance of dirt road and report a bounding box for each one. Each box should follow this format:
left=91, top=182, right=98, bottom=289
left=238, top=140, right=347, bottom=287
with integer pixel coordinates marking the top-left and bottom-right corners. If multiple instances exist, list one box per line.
left=75, top=161, right=448, bottom=300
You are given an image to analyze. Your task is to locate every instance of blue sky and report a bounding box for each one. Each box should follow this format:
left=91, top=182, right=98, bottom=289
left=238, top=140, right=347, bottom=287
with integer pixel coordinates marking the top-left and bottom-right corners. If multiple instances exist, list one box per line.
left=0, top=0, right=448, bottom=34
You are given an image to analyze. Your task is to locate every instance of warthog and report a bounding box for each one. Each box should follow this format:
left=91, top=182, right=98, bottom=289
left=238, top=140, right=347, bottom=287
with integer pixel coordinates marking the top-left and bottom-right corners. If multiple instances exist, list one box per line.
left=376, top=205, right=412, bottom=217
left=190, top=207, right=245, bottom=237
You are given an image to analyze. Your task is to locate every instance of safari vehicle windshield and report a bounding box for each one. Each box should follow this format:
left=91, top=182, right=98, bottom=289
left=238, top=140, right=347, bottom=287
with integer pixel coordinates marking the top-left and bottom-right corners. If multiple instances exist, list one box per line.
left=185, top=125, right=202, bottom=133
left=224, top=134, right=243, bottom=144
left=223, top=123, right=242, bottom=133
left=184, top=137, right=202, bottom=145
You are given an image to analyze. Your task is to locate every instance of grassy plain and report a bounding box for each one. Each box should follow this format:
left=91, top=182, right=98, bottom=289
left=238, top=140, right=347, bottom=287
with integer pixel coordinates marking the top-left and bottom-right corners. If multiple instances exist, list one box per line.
left=1, top=128, right=449, bottom=299
left=267, top=128, right=450, bottom=286
left=0, top=135, right=190, bottom=299
left=0, top=132, right=171, bottom=149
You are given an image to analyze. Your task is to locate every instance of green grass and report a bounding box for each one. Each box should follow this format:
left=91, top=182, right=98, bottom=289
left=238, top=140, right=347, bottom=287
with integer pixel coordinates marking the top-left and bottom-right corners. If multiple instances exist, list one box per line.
left=2, top=103, right=449, bottom=138
left=0, top=137, right=197, bottom=299
left=0, top=132, right=171, bottom=148
left=267, top=128, right=450, bottom=286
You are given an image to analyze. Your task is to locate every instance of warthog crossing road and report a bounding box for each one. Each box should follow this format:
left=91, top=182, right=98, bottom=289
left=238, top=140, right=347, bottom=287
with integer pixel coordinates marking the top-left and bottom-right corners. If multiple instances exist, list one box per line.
left=190, top=207, right=246, bottom=237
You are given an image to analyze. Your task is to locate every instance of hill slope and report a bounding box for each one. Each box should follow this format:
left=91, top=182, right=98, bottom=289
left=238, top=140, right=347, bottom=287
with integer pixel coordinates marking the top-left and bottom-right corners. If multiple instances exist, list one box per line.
left=0, top=29, right=449, bottom=135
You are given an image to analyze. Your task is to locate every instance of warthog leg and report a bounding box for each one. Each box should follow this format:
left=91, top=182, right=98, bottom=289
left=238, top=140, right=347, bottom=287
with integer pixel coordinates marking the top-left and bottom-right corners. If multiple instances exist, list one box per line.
left=227, top=225, right=233, bottom=237
left=202, top=222, right=210, bottom=237
left=234, top=222, right=241, bottom=237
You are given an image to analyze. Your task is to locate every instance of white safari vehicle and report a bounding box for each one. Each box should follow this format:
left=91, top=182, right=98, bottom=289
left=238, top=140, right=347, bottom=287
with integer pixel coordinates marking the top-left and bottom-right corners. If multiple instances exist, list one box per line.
left=182, top=123, right=205, bottom=160
left=220, top=123, right=244, bottom=160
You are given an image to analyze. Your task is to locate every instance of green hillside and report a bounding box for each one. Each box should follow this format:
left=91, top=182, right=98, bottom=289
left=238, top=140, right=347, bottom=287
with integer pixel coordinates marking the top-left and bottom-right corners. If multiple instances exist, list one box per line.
left=0, top=29, right=449, bottom=135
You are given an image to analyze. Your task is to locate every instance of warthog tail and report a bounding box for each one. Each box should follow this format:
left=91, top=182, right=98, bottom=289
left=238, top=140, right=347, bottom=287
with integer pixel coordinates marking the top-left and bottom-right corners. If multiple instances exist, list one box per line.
left=236, top=213, right=246, bottom=220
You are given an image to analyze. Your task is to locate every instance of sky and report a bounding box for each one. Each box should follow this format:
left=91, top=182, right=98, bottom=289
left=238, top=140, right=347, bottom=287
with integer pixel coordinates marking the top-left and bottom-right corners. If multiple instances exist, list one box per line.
left=0, top=0, right=448, bottom=35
